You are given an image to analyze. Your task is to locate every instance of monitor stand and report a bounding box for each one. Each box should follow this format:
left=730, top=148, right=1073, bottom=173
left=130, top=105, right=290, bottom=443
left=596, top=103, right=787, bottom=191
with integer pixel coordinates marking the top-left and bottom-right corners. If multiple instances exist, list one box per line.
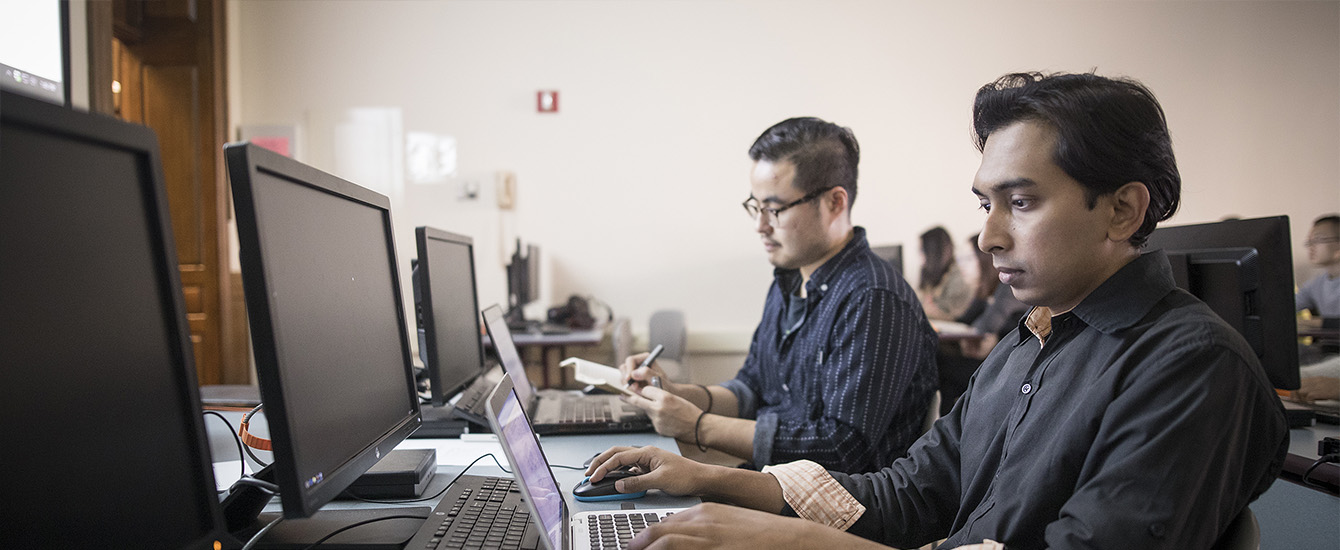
left=222, top=465, right=429, bottom=550
left=504, top=304, right=537, bottom=332
left=409, top=404, right=471, bottom=438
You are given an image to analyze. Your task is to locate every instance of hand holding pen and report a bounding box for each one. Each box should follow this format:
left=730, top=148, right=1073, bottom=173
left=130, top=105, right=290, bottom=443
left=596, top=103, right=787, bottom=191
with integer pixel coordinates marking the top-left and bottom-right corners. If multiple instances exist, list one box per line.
left=623, top=344, right=665, bottom=392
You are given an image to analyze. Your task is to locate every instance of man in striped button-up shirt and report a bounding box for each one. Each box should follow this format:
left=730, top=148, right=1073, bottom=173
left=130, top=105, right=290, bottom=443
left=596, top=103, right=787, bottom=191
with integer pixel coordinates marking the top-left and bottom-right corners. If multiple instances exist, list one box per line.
left=621, top=117, right=939, bottom=474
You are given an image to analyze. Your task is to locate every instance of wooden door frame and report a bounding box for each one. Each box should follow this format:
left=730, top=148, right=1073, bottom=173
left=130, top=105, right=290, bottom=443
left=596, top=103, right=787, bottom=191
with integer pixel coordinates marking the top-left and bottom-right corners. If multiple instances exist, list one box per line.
left=85, top=0, right=247, bottom=386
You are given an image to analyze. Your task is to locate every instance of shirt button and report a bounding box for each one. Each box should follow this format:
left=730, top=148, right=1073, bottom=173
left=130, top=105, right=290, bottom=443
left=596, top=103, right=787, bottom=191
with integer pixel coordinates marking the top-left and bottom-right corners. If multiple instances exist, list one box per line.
left=820, top=284, right=828, bottom=292
left=1021, top=383, right=1033, bottom=395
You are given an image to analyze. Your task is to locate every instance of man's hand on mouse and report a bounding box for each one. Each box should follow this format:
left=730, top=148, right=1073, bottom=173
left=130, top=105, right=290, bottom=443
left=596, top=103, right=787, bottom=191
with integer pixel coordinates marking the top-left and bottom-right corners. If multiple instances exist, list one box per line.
left=584, top=446, right=710, bottom=497
left=620, top=386, right=701, bottom=440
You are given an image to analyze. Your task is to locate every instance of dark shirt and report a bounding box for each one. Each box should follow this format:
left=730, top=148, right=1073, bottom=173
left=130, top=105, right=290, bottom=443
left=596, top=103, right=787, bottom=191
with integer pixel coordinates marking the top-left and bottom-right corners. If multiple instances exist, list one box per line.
left=828, top=251, right=1288, bottom=549
left=720, top=227, right=939, bottom=473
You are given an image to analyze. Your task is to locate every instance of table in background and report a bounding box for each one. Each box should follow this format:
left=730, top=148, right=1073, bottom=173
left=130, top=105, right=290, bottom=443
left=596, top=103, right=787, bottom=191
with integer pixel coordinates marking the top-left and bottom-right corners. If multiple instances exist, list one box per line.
left=508, top=327, right=604, bottom=388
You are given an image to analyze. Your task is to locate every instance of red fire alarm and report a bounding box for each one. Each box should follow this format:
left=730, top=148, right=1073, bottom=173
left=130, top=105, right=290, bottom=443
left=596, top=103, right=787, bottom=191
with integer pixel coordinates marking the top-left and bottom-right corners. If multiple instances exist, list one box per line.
left=537, top=91, right=559, bottom=113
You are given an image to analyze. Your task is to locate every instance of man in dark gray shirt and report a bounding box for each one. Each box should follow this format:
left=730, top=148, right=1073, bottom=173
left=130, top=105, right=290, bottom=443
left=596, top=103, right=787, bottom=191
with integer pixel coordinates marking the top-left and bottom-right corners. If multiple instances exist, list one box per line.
left=584, top=72, right=1289, bottom=550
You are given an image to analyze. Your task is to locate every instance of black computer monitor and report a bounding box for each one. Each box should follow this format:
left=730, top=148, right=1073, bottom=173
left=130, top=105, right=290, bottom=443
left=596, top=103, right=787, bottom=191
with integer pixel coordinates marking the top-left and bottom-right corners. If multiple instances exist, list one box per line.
left=0, top=1, right=69, bottom=105
left=1145, top=216, right=1300, bottom=390
left=505, top=239, right=542, bottom=326
left=871, top=244, right=904, bottom=275
left=2, top=90, right=229, bottom=548
left=414, top=226, right=486, bottom=406
left=225, top=143, right=421, bottom=524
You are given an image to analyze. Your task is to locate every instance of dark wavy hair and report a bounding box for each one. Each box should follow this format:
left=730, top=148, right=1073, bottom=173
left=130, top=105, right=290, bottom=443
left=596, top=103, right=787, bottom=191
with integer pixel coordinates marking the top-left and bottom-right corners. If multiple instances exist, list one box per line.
left=971, top=72, right=1180, bottom=247
left=749, top=117, right=860, bottom=209
left=919, top=226, right=955, bottom=291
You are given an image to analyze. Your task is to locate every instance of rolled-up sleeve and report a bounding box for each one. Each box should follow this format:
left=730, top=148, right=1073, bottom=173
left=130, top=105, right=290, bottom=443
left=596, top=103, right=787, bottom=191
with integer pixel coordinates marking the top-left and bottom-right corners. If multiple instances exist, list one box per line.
left=763, top=460, right=866, bottom=531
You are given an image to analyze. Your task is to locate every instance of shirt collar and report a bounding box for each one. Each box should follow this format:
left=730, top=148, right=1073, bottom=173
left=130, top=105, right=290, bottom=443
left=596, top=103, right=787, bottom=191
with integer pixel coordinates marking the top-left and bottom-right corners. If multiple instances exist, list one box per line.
left=1014, top=250, right=1177, bottom=344
left=774, top=226, right=868, bottom=299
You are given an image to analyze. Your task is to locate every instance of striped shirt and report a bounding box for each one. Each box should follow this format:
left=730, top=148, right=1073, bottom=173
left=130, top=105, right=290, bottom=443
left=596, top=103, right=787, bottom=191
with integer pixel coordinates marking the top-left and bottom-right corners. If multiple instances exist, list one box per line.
left=721, top=227, right=939, bottom=473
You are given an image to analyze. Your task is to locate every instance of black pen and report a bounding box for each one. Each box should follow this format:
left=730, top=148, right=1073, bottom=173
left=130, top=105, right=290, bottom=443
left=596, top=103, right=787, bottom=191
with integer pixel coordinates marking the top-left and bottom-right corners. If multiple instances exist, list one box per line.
left=628, top=344, right=665, bottom=389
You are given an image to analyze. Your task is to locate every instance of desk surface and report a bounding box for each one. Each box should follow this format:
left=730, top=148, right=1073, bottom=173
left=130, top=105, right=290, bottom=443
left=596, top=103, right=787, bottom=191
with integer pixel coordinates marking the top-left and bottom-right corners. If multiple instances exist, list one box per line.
left=1279, top=421, right=1339, bottom=496
left=206, top=410, right=699, bottom=518
left=1287, top=422, right=1338, bottom=459
left=508, top=327, right=604, bottom=346
left=1254, top=422, right=1339, bottom=549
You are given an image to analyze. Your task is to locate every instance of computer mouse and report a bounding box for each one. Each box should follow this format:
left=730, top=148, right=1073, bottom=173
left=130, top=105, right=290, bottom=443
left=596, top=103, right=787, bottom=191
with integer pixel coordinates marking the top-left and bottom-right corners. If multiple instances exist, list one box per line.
left=573, top=469, right=645, bottom=502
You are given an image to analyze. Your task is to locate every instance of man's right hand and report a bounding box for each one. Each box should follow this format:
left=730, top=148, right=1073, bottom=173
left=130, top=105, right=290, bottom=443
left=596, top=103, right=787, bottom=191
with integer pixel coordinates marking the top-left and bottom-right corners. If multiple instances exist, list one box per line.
left=622, top=352, right=671, bottom=393
left=585, top=446, right=714, bottom=497
left=586, top=445, right=786, bottom=513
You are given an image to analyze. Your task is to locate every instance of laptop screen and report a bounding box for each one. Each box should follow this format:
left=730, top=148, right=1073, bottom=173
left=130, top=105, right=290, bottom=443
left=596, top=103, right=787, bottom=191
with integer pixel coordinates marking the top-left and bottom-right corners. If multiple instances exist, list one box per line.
left=495, top=385, right=565, bottom=550
left=482, top=305, right=536, bottom=405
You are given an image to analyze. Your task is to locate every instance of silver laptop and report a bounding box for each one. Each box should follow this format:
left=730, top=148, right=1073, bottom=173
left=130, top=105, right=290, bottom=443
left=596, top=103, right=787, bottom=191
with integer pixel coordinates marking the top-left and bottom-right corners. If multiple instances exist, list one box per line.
left=481, top=304, right=652, bottom=435
left=484, top=374, right=685, bottom=550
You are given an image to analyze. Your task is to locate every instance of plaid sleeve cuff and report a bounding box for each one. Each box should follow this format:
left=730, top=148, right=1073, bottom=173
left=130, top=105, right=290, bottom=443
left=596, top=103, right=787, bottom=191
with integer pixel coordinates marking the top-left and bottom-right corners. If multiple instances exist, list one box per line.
left=950, top=540, right=1006, bottom=549
left=762, top=460, right=866, bottom=531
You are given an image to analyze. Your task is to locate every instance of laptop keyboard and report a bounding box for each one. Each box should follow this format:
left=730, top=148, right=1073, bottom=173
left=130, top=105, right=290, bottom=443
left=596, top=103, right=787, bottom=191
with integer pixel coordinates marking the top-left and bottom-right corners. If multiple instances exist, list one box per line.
left=583, top=511, right=675, bottom=550
left=406, top=475, right=538, bottom=550
left=455, top=377, right=492, bottom=417
left=559, top=399, right=614, bottom=424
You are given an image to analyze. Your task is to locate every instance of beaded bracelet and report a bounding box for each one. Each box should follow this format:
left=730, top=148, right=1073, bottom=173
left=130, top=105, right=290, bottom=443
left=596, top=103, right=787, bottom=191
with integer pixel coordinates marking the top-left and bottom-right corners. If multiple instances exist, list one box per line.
left=694, top=410, right=710, bottom=452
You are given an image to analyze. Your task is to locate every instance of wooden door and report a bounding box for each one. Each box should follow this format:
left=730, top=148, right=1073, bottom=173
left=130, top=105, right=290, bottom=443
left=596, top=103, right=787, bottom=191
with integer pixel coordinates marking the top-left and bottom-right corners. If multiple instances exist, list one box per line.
left=89, top=0, right=246, bottom=385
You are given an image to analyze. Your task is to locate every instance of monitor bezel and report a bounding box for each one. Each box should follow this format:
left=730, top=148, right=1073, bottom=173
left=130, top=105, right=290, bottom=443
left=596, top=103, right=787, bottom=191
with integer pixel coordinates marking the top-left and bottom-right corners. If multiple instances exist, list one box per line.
left=2, top=89, right=229, bottom=548
left=1145, top=215, right=1299, bottom=390
left=870, top=244, right=904, bottom=275
left=225, top=142, right=422, bottom=519
left=416, top=226, right=487, bottom=406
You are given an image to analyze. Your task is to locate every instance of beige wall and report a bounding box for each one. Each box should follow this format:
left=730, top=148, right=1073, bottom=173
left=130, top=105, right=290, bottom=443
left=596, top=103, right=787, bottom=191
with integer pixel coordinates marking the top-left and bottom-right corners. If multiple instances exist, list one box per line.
left=230, top=0, right=1340, bottom=361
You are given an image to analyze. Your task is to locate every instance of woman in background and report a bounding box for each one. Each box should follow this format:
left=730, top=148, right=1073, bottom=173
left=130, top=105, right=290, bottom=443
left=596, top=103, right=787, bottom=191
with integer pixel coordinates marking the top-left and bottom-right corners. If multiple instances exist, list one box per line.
left=938, top=233, right=1028, bottom=415
left=918, top=226, right=972, bottom=321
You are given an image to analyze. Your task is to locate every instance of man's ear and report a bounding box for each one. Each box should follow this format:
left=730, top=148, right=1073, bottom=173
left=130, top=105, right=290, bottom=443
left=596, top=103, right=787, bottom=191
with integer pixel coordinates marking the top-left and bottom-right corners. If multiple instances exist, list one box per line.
left=1107, top=181, right=1150, bottom=243
left=825, top=186, right=850, bottom=217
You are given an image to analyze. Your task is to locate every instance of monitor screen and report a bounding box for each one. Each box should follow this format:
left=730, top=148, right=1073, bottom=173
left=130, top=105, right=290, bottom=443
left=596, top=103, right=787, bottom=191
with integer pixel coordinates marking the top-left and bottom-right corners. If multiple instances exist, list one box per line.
left=1145, top=216, right=1299, bottom=390
left=871, top=244, right=903, bottom=275
left=0, top=1, right=68, bottom=105
left=416, top=226, right=486, bottom=406
left=507, top=239, right=542, bottom=311
left=1, top=90, right=226, bottom=548
left=482, top=304, right=537, bottom=406
left=486, top=376, right=565, bottom=550
left=526, top=243, right=542, bottom=305
left=226, top=142, right=421, bottom=518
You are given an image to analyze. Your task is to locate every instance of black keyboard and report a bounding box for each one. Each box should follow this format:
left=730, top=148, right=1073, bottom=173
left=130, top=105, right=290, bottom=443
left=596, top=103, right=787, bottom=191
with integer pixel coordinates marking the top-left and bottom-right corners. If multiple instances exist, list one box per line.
left=456, top=377, right=492, bottom=416
left=405, top=475, right=539, bottom=550
left=559, top=399, right=613, bottom=424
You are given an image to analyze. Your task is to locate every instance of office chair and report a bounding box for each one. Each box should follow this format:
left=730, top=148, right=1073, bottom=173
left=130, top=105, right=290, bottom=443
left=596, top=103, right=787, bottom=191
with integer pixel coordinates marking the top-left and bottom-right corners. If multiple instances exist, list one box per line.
left=1210, top=508, right=1259, bottom=550
left=649, top=309, right=688, bottom=383
left=611, top=317, right=633, bottom=368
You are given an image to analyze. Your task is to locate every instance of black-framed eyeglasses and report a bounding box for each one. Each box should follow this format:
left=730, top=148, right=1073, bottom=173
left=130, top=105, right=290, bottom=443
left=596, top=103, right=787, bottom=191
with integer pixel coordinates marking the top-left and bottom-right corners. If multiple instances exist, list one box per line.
left=742, top=186, right=836, bottom=225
